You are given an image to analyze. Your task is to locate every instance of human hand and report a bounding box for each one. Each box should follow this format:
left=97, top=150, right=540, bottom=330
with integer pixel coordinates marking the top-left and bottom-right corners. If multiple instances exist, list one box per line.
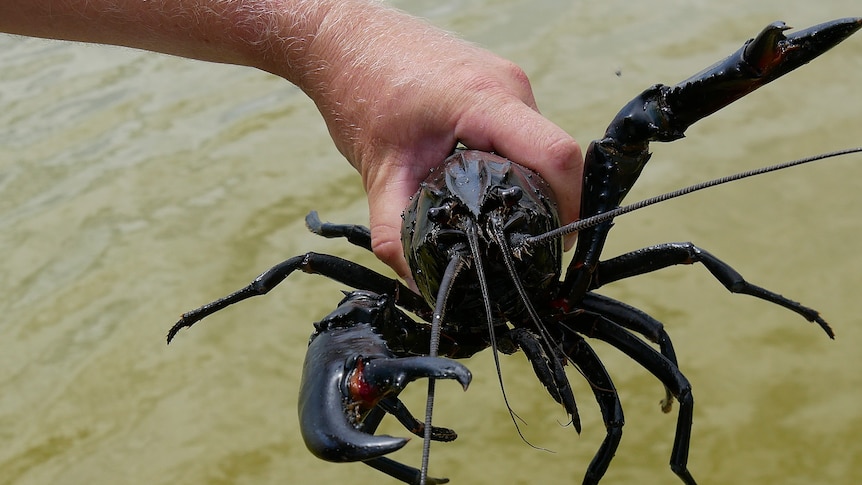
left=297, top=4, right=584, bottom=282
left=0, top=0, right=582, bottom=283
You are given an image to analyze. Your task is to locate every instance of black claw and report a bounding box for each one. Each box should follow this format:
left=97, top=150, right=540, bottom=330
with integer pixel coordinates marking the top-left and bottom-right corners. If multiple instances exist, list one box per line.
left=814, top=316, right=835, bottom=340
left=305, top=210, right=373, bottom=250
left=298, top=291, right=471, bottom=465
left=773, top=17, right=862, bottom=66
left=305, top=210, right=323, bottom=233
left=666, top=17, right=862, bottom=130
left=299, top=327, right=413, bottom=462
left=166, top=317, right=190, bottom=344
left=363, top=356, right=472, bottom=393
left=740, top=17, right=862, bottom=82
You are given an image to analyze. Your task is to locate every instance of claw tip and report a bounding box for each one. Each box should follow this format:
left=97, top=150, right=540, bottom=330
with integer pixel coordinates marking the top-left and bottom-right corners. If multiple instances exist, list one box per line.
left=305, top=211, right=322, bottom=233
left=660, top=399, right=673, bottom=414
left=166, top=320, right=185, bottom=344
left=816, top=317, right=835, bottom=339
left=457, top=368, right=472, bottom=391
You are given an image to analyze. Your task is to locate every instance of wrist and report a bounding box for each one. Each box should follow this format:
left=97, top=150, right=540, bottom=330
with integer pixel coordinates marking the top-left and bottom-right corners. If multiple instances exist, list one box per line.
left=273, top=3, right=467, bottom=166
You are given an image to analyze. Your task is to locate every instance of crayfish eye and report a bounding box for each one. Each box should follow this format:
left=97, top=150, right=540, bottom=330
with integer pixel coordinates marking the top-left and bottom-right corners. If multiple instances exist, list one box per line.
left=428, top=204, right=452, bottom=224
left=498, top=186, right=523, bottom=207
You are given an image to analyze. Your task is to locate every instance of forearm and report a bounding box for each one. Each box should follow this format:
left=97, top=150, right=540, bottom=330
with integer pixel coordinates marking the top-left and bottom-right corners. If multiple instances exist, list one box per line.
left=0, top=0, right=407, bottom=90
left=1, top=0, right=583, bottom=276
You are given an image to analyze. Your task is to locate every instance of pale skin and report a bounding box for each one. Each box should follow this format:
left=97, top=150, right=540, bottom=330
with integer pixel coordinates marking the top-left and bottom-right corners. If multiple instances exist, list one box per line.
left=0, top=0, right=583, bottom=282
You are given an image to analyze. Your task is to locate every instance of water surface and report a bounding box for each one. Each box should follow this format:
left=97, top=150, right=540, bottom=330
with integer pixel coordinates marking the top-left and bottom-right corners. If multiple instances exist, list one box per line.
left=1, top=1, right=860, bottom=484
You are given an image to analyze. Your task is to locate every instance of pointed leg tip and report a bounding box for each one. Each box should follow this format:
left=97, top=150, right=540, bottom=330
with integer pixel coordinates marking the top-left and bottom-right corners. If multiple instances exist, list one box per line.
left=660, top=399, right=674, bottom=414
left=166, top=318, right=191, bottom=344
left=305, top=210, right=322, bottom=232
left=563, top=412, right=582, bottom=434
left=166, top=325, right=181, bottom=344
left=814, top=316, right=835, bottom=339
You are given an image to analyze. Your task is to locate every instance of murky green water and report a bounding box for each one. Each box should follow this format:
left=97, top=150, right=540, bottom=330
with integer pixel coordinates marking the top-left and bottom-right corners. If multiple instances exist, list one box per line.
left=1, top=1, right=860, bottom=484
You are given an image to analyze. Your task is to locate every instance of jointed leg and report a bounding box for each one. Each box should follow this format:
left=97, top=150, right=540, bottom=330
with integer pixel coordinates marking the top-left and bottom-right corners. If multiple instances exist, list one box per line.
left=361, top=398, right=455, bottom=485
left=305, top=211, right=372, bottom=251
left=565, top=310, right=696, bottom=485
left=510, top=327, right=581, bottom=432
left=559, top=331, right=624, bottom=485
left=590, top=242, right=833, bottom=337
left=580, top=292, right=678, bottom=412
left=167, top=252, right=427, bottom=342
left=378, top=396, right=458, bottom=442
left=363, top=456, right=451, bottom=485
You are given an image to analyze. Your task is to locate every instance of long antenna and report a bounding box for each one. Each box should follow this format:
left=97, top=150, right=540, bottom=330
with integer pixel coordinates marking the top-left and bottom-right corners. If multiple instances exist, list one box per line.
left=523, top=147, right=862, bottom=247
left=420, top=251, right=467, bottom=485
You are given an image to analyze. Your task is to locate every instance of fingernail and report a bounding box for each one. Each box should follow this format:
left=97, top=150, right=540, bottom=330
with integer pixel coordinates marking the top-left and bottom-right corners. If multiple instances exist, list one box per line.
left=404, top=276, right=419, bottom=294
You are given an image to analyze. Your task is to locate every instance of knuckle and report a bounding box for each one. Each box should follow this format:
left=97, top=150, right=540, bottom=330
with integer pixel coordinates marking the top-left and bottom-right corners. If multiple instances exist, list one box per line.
left=499, top=59, right=532, bottom=92
left=459, top=59, right=532, bottom=102
left=543, top=136, right=584, bottom=173
left=370, top=232, right=409, bottom=276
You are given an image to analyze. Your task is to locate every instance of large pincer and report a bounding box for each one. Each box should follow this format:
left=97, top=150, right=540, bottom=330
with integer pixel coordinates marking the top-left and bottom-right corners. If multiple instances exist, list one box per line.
left=605, top=17, right=862, bottom=148
left=576, top=17, right=862, bottom=258
left=297, top=291, right=471, bottom=464
left=666, top=17, right=862, bottom=132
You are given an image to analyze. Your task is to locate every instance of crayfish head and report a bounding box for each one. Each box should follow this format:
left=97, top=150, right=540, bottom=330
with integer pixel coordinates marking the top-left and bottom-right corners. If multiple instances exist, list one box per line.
left=401, top=150, right=563, bottom=326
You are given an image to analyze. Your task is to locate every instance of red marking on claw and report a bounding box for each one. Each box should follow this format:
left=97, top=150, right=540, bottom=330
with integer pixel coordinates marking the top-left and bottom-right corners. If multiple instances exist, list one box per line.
left=347, top=359, right=382, bottom=411
left=551, top=298, right=572, bottom=313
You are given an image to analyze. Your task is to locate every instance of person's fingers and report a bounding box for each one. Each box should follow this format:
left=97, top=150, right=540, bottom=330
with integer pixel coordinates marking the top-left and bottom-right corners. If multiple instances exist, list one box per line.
left=364, top=166, right=413, bottom=282
left=335, top=38, right=584, bottom=280
left=363, top=141, right=450, bottom=284
left=367, top=96, right=584, bottom=280
left=456, top=99, right=583, bottom=247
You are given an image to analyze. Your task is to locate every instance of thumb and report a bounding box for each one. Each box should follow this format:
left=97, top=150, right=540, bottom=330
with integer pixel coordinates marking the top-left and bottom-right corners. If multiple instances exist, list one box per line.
left=365, top=167, right=414, bottom=283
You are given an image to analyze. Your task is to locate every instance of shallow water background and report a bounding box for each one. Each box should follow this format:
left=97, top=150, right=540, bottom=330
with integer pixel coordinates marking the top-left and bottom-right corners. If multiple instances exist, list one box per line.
left=1, top=1, right=861, bottom=484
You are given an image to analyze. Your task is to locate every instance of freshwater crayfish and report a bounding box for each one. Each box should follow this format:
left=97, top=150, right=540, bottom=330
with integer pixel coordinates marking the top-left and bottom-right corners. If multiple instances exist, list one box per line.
left=167, top=18, right=862, bottom=485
